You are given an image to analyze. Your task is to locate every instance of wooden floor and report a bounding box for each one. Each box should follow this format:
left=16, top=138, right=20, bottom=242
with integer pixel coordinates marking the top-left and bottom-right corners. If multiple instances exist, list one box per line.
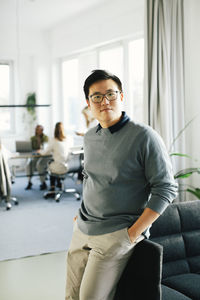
left=0, top=251, right=67, bottom=300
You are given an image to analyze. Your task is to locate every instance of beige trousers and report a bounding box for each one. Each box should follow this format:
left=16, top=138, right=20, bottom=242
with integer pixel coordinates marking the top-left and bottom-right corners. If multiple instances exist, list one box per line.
left=65, top=221, right=144, bottom=300
left=26, top=157, right=50, bottom=183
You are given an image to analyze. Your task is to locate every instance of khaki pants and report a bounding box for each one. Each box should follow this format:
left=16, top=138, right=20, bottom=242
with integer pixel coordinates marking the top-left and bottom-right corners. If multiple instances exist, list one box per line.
left=26, top=157, right=50, bottom=183
left=65, top=221, right=144, bottom=300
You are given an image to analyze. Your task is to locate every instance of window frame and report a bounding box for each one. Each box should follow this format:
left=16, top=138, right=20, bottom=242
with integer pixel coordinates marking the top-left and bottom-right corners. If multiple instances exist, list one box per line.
left=0, top=60, right=15, bottom=135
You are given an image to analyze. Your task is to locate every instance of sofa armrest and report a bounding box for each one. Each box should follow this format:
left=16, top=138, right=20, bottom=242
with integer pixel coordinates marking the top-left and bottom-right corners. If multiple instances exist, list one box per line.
left=114, top=239, right=163, bottom=300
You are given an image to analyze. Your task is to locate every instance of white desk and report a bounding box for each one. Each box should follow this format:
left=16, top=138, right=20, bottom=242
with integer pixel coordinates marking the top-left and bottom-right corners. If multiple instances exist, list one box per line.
left=10, top=148, right=84, bottom=178
left=10, top=154, right=52, bottom=178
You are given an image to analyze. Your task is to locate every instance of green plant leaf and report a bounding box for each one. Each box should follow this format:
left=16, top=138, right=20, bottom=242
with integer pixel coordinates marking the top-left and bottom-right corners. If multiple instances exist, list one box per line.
left=26, top=93, right=36, bottom=114
left=174, top=168, right=200, bottom=179
left=169, top=115, right=200, bottom=198
left=170, top=153, right=191, bottom=158
left=175, top=172, right=193, bottom=179
left=187, top=188, right=200, bottom=199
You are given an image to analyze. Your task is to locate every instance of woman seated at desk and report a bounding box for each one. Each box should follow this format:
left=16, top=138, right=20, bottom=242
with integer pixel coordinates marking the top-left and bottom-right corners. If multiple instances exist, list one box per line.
left=40, top=122, right=73, bottom=191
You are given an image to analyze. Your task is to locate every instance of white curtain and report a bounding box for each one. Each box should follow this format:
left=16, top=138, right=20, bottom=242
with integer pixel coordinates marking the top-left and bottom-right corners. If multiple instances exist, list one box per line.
left=145, top=0, right=185, bottom=157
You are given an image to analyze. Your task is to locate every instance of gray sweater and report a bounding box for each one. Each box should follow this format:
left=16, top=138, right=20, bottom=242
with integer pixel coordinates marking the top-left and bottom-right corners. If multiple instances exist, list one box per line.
left=77, top=114, right=178, bottom=237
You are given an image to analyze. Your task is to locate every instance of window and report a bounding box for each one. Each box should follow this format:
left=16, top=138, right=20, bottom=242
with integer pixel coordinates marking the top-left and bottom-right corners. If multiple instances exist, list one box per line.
left=98, top=41, right=144, bottom=122
left=61, top=52, right=98, bottom=140
left=99, top=45, right=123, bottom=81
left=0, top=62, right=14, bottom=133
left=128, top=39, right=144, bottom=123
left=62, top=58, right=79, bottom=132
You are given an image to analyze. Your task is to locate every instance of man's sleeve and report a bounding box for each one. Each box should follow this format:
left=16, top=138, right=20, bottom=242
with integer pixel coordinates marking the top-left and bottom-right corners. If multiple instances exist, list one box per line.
left=141, top=128, right=178, bottom=215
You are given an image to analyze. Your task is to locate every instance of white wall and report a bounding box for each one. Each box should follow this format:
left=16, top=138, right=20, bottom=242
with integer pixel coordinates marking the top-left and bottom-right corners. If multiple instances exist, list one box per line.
left=51, top=0, right=144, bottom=58
left=184, top=0, right=200, bottom=193
left=0, top=3, right=51, bottom=149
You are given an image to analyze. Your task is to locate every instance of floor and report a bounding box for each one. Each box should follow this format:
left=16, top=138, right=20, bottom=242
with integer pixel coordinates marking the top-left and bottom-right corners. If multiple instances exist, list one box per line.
left=0, top=251, right=67, bottom=300
left=0, top=160, right=83, bottom=299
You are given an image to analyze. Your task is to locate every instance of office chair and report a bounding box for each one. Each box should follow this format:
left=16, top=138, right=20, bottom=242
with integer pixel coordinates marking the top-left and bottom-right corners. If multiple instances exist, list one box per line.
left=0, top=194, right=18, bottom=210
left=43, top=151, right=83, bottom=202
left=0, top=147, right=18, bottom=210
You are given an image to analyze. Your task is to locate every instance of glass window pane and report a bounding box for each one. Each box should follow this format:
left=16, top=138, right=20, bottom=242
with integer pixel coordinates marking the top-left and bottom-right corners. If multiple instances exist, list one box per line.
left=0, top=64, right=11, bottom=132
left=99, top=46, right=123, bottom=80
left=62, top=59, right=79, bottom=132
left=0, top=110, right=11, bottom=131
left=129, top=39, right=144, bottom=122
left=0, top=64, right=10, bottom=105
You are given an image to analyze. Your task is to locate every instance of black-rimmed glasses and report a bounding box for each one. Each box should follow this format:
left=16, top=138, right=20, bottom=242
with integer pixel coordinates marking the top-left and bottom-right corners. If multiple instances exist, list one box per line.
left=89, top=91, right=121, bottom=103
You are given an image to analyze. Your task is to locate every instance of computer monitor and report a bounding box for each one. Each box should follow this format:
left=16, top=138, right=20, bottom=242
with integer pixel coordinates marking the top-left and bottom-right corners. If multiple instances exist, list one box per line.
left=15, top=141, right=32, bottom=153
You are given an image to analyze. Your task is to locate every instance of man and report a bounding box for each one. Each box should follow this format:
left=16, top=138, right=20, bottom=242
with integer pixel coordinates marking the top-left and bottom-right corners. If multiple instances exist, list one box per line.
left=25, top=124, right=49, bottom=190
left=66, top=70, right=178, bottom=300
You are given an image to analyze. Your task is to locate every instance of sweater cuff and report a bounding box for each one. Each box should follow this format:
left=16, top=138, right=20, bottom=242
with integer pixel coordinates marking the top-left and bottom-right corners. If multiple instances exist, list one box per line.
left=146, top=196, right=171, bottom=215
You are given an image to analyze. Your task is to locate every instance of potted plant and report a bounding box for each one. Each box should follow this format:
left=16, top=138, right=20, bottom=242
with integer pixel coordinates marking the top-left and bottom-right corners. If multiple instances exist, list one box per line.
left=22, top=92, right=37, bottom=137
left=26, top=92, right=37, bottom=121
left=170, top=116, right=200, bottom=199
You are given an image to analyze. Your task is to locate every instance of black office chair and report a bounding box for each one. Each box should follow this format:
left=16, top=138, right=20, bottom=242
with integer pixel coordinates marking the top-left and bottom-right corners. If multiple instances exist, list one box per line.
left=43, top=151, right=83, bottom=202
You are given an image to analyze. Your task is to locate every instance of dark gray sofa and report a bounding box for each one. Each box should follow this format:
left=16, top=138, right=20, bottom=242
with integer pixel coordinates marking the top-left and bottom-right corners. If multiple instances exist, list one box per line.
left=115, top=200, right=200, bottom=300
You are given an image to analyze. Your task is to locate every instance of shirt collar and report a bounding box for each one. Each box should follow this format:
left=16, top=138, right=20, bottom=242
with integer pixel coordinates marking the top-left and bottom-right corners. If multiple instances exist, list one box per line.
left=96, top=111, right=130, bottom=134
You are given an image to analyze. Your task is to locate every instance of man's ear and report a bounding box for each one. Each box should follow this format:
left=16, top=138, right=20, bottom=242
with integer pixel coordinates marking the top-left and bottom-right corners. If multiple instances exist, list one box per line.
left=120, top=92, right=124, bottom=102
left=86, top=99, right=90, bottom=108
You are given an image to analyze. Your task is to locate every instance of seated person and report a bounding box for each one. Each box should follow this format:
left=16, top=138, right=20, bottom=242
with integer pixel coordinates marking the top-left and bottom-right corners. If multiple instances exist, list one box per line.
left=25, top=124, right=49, bottom=190
left=40, top=122, right=73, bottom=191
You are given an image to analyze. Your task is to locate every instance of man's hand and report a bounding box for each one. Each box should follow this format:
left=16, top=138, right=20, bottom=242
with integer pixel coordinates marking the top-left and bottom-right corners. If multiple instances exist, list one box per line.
left=127, top=208, right=160, bottom=243
left=127, top=227, right=138, bottom=243
left=73, top=215, right=78, bottom=222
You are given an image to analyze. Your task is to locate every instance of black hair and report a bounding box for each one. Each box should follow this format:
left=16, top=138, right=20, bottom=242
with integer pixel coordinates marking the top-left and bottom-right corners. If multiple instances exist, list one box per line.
left=83, top=69, right=123, bottom=100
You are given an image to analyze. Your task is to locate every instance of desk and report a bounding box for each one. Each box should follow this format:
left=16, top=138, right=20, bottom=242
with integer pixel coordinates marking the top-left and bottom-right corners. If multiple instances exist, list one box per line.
left=11, top=153, right=52, bottom=160
left=11, top=145, right=83, bottom=159
left=10, top=147, right=84, bottom=178
left=10, top=154, right=52, bottom=178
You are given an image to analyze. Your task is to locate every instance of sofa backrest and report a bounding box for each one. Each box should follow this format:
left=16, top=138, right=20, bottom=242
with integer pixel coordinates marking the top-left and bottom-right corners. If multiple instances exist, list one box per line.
left=150, top=200, right=200, bottom=279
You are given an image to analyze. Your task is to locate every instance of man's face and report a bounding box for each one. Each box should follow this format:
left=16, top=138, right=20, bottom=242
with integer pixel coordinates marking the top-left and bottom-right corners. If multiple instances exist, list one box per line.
left=87, top=79, right=123, bottom=128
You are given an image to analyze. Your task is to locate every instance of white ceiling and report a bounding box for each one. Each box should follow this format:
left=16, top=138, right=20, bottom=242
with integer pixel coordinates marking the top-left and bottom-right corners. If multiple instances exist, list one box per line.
left=1, top=0, right=107, bottom=31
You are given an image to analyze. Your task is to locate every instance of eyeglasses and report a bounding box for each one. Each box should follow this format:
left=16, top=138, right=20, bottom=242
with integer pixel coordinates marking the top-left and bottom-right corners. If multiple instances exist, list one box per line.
left=89, top=91, right=121, bottom=103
